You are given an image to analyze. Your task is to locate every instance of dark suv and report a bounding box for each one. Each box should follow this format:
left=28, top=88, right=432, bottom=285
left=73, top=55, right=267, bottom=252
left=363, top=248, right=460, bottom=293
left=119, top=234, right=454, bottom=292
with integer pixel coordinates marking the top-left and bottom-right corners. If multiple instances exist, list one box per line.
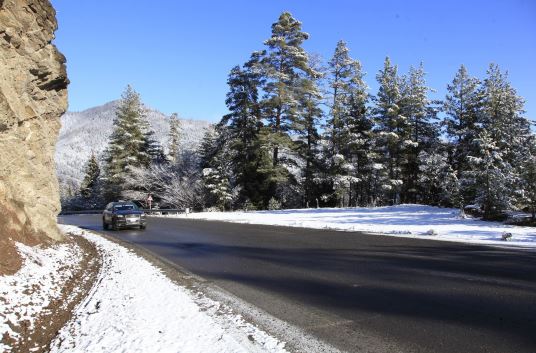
left=103, top=201, right=147, bottom=230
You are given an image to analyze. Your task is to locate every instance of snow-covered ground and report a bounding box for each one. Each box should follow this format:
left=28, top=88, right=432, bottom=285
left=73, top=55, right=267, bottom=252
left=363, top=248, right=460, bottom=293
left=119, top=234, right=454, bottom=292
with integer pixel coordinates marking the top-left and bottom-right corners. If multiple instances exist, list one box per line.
left=0, top=242, right=82, bottom=352
left=161, top=204, right=536, bottom=248
left=51, top=225, right=288, bottom=353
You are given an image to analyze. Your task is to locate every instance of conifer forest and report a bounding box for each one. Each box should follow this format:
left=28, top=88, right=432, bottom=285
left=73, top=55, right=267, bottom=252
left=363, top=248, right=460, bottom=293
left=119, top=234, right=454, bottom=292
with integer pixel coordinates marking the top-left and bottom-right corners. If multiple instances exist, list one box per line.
left=68, top=12, right=536, bottom=221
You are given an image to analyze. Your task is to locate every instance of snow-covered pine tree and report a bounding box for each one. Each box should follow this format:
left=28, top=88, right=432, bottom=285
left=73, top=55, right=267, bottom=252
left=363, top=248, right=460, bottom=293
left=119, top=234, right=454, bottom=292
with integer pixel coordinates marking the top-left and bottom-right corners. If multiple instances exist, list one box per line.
left=202, top=162, right=233, bottom=211
left=325, top=40, right=372, bottom=207
left=102, top=85, right=151, bottom=201
left=168, top=113, right=181, bottom=164
left=373, top=57, right=407, bottom=204
left=294, top=54, right=324, bottom=207
left=444, top=65, right=484, bottom=206
left=481, top=64, right=531, bottom=191
left=328, top=40, right=356, bottom=155
left=367, top=158, right=390, bottom=207
left=199, top=127, right=236, bottom=210
left=418, top=148, right=462, bottom=207
left=399, top=63, right=440, bottom=203
left=79, top=153, right=100, bottom=199
left=520, top=136, right=536, bottom=219
left=481, top=64, right=529, bottom=154
left=218, top=52, right=270, bottom=207
left=140, top=113, right=166, bottom=164
left=466, top=131, right=513, bottom=219
left=346, top=90, right=375, bottom=206
left=259, top=12, right=317, bottom=200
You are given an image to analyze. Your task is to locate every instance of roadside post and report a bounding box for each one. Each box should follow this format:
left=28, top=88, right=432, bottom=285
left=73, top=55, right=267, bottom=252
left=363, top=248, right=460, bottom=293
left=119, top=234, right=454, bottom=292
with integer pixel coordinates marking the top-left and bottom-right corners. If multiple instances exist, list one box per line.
left=147, top=194, right=153, bottom=210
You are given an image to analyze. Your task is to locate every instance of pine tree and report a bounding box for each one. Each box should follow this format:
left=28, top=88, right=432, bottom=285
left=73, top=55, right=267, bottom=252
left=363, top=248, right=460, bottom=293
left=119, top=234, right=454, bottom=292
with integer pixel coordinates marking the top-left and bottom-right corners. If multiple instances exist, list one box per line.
left=374, top=57, right=407, bottom=204
left=294, top=54, right=323, bottom=206
left=80, top=153, right=100, bottom=199
left=467, top=131, right=513, bottom=219
left=202, top=165, right=232, bottom=211
left=168, top=113, right=181, bottom=164
left=218, top=53, right=269, bottom=207
left=140, top=114, right=166, bottom=164
left=260, top=11, right=316, bottom=198
left=520, top=137, right=536, bottom=219
left=444, top=65, right=484, bottom=205
left=478, top=64, right=531, bottom=214
left=325, top=40, right=373, bottom=207
left=199, top=128, right=234, bottom=210
left=102, top=85, right=151, bottom=200
left=481, top=64, right=531, bottom=167
left=418, top=149, right=461, bottom=207
left=346, top=90, right=375, bottom=206
left=327, top=40, right=364, bottom=154
left=399, top=63, right=439, bottom=202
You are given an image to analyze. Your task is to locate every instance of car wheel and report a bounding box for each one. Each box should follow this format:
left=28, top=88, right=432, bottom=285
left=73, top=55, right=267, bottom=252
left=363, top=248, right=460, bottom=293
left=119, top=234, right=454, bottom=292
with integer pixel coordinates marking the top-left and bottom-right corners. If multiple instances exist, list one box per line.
left=112, top=220, right=118, bottom=231
left=103, top=219, right=109, bottom=230
left=140, top=225, right=146, bottom=230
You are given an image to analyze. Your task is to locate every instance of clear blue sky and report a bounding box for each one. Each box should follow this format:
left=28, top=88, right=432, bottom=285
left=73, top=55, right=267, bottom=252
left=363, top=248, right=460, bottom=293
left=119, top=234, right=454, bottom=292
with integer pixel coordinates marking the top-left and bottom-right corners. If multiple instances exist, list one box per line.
left=51, top=0, right=536, bottom=122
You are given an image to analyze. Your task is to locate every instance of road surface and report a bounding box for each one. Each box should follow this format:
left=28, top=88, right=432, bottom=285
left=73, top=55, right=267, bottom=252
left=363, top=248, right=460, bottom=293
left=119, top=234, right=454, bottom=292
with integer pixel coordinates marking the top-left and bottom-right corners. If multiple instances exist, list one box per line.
left=59, top=214, right=536, bottom=353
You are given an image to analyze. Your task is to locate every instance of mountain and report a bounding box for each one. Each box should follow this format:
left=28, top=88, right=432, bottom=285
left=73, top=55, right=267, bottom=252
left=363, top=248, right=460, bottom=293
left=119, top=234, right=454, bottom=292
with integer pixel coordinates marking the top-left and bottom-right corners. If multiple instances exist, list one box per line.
left=55, top=101, right=213, bottom=195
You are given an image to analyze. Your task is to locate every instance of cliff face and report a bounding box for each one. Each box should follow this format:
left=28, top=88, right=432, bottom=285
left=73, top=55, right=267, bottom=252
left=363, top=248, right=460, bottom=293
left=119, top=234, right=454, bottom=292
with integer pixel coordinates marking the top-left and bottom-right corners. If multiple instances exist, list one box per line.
left=0, top=0, right=68, bottom=273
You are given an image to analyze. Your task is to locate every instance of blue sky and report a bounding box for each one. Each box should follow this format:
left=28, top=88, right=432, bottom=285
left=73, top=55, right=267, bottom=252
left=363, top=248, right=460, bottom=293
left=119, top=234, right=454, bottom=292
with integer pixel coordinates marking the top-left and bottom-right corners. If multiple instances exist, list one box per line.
left=51, top=0, right=536, bottom=122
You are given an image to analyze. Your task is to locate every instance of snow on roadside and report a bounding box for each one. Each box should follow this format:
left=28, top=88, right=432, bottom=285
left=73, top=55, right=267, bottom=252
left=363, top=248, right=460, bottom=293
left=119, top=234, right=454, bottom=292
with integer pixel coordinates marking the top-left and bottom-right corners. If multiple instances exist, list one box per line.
left=0, top=242, right=81, bottom=352
left=158, top=204, right=536, bottom=248
left=51, top=225, right=289, bottom=353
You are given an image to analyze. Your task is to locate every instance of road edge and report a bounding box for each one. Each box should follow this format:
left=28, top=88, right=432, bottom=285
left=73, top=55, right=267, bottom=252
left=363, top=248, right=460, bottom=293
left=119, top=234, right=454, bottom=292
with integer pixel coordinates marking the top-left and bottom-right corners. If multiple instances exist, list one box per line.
left=87, top=229, right=344, bottom=353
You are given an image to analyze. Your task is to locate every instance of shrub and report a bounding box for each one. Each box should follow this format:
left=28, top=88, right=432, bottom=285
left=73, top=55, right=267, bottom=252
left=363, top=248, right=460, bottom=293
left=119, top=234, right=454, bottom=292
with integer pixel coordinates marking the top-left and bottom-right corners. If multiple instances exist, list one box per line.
left=267, top=197, right=282, bottom=211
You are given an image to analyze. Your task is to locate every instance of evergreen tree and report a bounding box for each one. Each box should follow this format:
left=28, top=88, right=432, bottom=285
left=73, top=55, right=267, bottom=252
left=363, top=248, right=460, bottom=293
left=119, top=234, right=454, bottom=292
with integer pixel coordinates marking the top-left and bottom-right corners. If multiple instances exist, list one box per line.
left=202, top=165, right=232, bottom=211
left=418, top=149, right=461, bottom=207
left=520, top=137, right=536, bottom=219
left=346, top=90, right=375, bottom=206
left=481, top=64, right=531, bottom=167
left=327, top=40, right=364, bottom=154
left=294, top=54, right=324, bottom=206
left=444, top=65, right=484, bottom=205
left=80, top=153, right=100, bottom=199
left=77, top=153, right=103, bottom=210
left=325, top=40, right=373, bottom=207
left=199, top=128, right=234, bottom=210
left=259, top=12, right=317, bottom=200
left=466, top=131, right=513, bottom=219
left=399, top=63, right=439, bottom=202
left=168, top=113, right=181, bottom=164
left=373, top=57, right=407, bottom=204
left=140, top=114, right=166, bottom=164
left=218, top=53, right=269, bottom=207
left=102, top=85, right=151, bottom=200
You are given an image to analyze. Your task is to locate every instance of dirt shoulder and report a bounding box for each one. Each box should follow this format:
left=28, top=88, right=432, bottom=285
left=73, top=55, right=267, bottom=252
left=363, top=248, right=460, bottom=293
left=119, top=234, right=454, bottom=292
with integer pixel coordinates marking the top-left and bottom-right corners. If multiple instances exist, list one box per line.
left=1, top=235, right=101, bottom=353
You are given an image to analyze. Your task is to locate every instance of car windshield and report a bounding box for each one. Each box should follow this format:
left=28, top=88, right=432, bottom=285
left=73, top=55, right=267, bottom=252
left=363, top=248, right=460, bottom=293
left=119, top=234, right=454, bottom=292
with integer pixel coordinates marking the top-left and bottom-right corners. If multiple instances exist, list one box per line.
left=114, top=204, right=138, bottom=211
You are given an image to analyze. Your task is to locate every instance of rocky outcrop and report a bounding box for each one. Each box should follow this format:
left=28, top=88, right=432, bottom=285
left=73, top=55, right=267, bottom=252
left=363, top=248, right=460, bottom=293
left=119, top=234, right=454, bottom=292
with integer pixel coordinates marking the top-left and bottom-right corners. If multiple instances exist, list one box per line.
left=0, top=0, right=68, bottom=273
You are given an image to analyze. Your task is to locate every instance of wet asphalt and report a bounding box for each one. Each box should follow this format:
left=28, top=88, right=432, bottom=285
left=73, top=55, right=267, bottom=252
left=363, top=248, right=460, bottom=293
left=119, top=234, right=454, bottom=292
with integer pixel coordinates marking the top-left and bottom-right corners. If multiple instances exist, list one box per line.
left=59, top=214, right=536, bottom=353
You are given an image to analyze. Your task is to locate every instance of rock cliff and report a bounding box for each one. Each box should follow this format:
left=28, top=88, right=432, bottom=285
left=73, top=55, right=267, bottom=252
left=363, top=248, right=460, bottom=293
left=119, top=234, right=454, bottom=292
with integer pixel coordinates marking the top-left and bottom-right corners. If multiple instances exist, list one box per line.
left=0, top=0, right=68, bottom=274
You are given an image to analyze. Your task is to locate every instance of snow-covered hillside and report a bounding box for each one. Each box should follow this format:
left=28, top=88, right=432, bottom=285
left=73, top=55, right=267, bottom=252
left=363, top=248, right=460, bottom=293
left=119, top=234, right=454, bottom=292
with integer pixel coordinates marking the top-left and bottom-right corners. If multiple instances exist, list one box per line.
left=55, top=101, right=212, bottom=193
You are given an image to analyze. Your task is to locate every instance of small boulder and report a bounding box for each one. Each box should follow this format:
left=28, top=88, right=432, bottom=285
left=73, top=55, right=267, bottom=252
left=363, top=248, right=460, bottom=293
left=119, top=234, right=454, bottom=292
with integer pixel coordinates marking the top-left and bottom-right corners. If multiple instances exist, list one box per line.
left=501, top=232, right=513, bottom=241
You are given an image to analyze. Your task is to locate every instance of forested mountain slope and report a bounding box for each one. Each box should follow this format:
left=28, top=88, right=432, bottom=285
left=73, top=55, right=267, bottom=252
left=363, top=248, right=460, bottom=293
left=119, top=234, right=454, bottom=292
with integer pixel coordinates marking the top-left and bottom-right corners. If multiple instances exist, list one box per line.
left=55, top=101, right=212, bottom=194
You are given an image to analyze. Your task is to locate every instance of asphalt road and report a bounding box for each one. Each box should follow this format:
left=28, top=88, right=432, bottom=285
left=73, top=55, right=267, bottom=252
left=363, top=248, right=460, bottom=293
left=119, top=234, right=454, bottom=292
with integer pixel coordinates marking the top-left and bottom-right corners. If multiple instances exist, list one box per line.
left=59, top=214, right=536, bottom=353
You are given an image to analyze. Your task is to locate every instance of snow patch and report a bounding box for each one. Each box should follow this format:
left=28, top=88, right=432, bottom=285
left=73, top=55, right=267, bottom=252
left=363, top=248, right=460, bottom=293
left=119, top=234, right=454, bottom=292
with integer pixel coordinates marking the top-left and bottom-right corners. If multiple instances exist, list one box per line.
left=50, top=225, right=289, bottom=353
left=0, top=242, right=81, bottom=352
left=158, top=204, right=536, bottom=248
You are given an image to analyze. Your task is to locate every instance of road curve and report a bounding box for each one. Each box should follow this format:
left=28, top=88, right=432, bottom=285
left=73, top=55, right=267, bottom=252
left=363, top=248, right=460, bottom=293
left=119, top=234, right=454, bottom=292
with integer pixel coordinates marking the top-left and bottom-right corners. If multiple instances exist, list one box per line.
left=59, top=214, right=536, bottom=353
